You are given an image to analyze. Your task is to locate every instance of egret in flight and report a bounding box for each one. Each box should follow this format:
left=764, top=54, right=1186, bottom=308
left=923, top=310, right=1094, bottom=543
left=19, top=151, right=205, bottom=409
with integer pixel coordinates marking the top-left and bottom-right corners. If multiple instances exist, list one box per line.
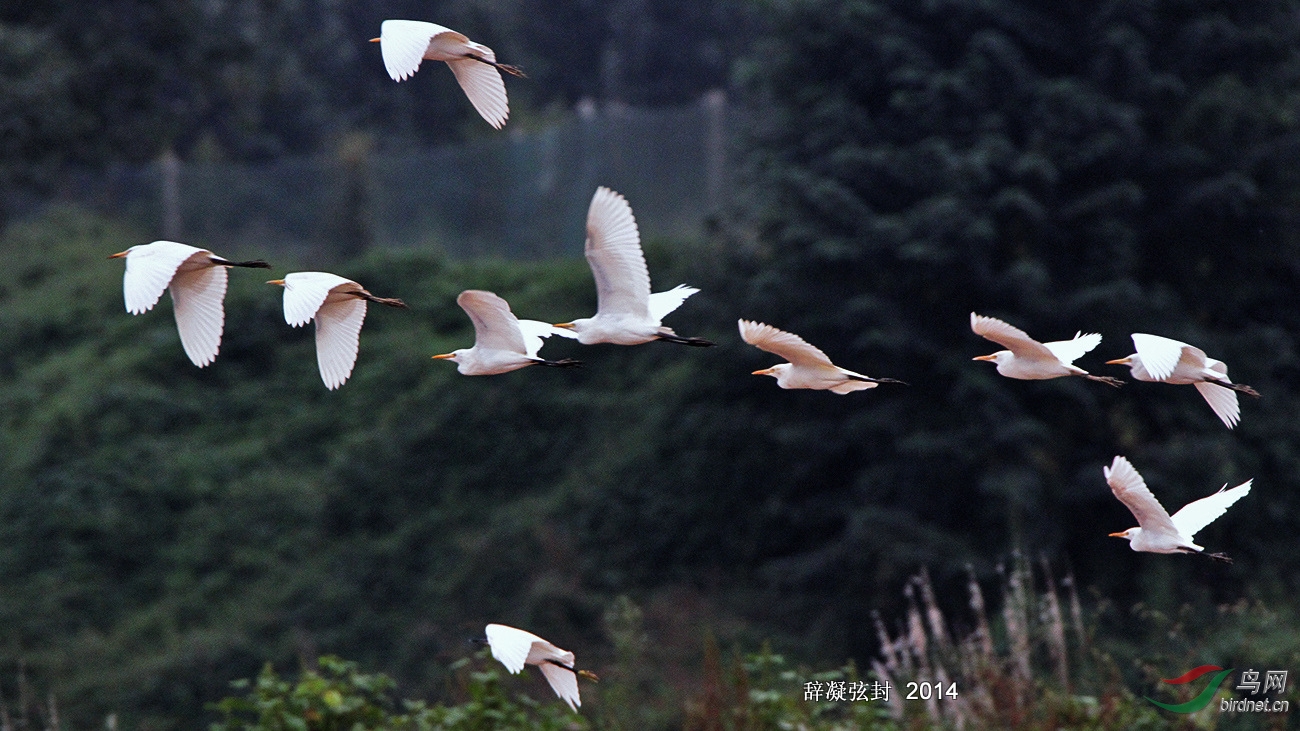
left=740, top=319, right=906, bottom=393
left=555, top=187, right=713, bottom=346
left=110, top=241, right=271, bottom=367
left=371, top=19, right=520, bottom=129
left=1106, top=334, right=1259, bottom=428
left=482, top=623, right=598, bottom=711
left=268, top=272, right=407, bottom=390
left=970, top=312, right=1122, bottom=386
left=1104, top=455, right=1250, bottom=564
left=434, top=290, right=580, bottom=375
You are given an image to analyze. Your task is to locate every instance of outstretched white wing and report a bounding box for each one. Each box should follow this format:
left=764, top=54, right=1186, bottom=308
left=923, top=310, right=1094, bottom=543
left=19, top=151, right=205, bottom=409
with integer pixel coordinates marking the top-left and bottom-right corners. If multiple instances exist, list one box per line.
left=314, top=295, right=366, bottom=390
left=485, top=624, right=539, bottom=674
left=121, top=241, right=206, bottom=314
left=457, top=290, right=527, bottom=354
left=738, top=319, right=834, bottom=368
left=517, top=319, right=577, bottom=358
left=647, top=284, right=699, bottom=323
left=1042, top=331, right=1101, bottom=365
left=970, top=313, right=1056, bottom=361
left=1104, top=456, right=1179, bottom=537
left=1131, top=333, right=1189, bottom=381
left=1194, top=376, right=1241, bottom=429
left=447, top=52, right=508, bottom=129
left=281, top=272, right=355, bottom=327
left=1170, top=480, right=1251, bottom=540
left=377, top=19, right=443, bottom=81
left=169, top=264, right=228, bottom=367
left=538, top=662, right=581, bottom=711
left=585, top=187, right=650, bottom=319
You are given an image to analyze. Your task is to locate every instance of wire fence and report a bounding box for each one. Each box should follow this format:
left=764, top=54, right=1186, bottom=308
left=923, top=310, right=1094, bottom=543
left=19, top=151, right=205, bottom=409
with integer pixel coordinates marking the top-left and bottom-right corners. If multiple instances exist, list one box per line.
left=31, top=93, right=732, bottom=261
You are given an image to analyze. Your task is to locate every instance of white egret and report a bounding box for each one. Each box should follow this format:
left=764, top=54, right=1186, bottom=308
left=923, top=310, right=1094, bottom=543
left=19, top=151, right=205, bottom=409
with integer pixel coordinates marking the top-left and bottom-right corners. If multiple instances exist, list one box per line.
left=1104, top=455, right=1249, bottom=564
left=482, top=623, right=598, bottom=712
left=371, top=19, right=520, bottom=129
left=970, top=312, right=1122, bottom=386
left=433, top=290, right=580, bottom=375
left=268, top=272, right=407, bottom=390
left=109, top=241, right=271, bottom=367
left=1106, top=334, right=1259, bottom=429
left=555, top=187, right=713, bottom=347
left=739, top=319, right=905, bottom=393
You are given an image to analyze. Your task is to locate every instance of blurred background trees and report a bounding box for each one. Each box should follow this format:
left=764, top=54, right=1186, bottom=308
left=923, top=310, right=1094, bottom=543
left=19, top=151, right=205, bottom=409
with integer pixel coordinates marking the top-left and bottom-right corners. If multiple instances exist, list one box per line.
left=1, top=0, right=1299, bottom=728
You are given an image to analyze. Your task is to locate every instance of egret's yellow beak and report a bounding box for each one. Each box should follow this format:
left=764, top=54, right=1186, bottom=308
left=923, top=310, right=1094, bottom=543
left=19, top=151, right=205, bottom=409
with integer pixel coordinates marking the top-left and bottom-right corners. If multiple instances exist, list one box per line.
left=752, top=367, right=775, bottom=376
left=972, top=354, right=997, bottom=362
left=108, top=251, right=129, bottom=259
left=554, top=323, right=575, bottom=329
left=1105, top=357, right=1132, bottom=365
left=369, top=37, right=381, bottom=43
left=267, top=279, right=285, bottom=286
left=1107, top=531, right=1126, bottom=538
left=431, top=353, right=455, bottom=360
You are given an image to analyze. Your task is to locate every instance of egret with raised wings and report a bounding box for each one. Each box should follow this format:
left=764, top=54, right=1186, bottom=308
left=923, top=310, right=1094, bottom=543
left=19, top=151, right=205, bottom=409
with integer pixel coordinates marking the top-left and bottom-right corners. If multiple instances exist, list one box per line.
left=434, top=290, right=580, bottom=375
left=371, top=19, right=520, bottom=129
left=482, top=623, right=598, bottom=711
left=1104, top=455, right=1249, bottom=564
left=268, top=272, right=407, bottom=390
left=1106, top=334, right=1258, bottom=428
left=110, top=241, right=271, bottom=367
left=970, top=312, right=1122, bottom=386
left=555, top=187, right=712, bottom=346
left=740, top=319, right=905, bottom=393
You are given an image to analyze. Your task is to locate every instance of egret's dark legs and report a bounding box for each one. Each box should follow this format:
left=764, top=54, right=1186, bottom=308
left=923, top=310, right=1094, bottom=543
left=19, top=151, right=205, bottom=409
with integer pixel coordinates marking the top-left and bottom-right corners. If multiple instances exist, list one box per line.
left=1204, top=377, right=1260, bottom=398
left=344, top=290, right=408, bottom=309
left=847, top=374, right=909, bottom=386
left=1083, top=374, right=1125, bottom=388
left=654, top=333, right=716, bottom=347
left=210, top=257, right=272, bottom=269
left=535, top=358, right=583, bottom=368
left=465, top=53, right=526, bottom=78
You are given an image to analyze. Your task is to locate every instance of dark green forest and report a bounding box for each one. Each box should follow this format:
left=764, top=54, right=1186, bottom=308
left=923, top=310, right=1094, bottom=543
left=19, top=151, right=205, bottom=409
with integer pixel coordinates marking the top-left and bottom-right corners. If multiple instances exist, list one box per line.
left=3, top=0, right=1300, bottom=728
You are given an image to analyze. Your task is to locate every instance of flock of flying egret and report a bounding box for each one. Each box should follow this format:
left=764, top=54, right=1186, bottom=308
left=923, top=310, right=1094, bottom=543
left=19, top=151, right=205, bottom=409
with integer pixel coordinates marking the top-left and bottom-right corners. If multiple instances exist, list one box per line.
left=100, top=18, right=1260, bottom=711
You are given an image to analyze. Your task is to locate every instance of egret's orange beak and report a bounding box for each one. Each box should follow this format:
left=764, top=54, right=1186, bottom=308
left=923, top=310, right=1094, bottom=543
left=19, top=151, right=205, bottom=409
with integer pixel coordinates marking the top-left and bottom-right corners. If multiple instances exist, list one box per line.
left=369, top=37, right=380, bottom=43
left=554, top=323, right=575, bottom=329
left=108, top=251, right=129, bottom=259
left=267, top=279, right=285, bottom=286
left=1107, top=531, right=1126, bottom=538
left=972, top=354, right=997, bottom=362
left=752, top=367, right=775, bottom=376
left=1105, top=357, right=1132, bottom=365
left=431, top=353, right=455, bottom=360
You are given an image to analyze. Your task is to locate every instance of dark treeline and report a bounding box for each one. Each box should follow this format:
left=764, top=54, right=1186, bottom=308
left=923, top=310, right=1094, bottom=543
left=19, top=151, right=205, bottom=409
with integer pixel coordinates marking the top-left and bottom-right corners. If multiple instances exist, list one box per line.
left=2, top=0, right=1300, bottom=728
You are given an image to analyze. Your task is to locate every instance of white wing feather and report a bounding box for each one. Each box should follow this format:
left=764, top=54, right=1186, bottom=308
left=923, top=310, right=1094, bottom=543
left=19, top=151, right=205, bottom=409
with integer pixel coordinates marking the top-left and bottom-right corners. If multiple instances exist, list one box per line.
left=314, top=296, right=366, bottom=390
left=585, top=187, right=651, bottom=319
left=458, top=290, right=527, bottom=354
left=485, top=624, right=537, bottom=674
left=281, top=272, right=354, bottom=327
left=1131, top=333, right=1188, bottom=381
left=970, top=313, right=1057, bottom=361
left=538, top=662, right=581, bottom=711
left=447, top=55, right=508, bottom=129
left=378, top=19, right=441, bottom=81
left=647, top=284, right=699, bottom=322
left=122, top=241, right=205, bottom=314
left=1042, top=331, right=1102, bottom=365
left=738, top=319, right=834, bottom=367
left=1193, top=381, right=1241, bottom=429
left=1170, top=480, right=1252, bottom=540
left=517, top=319, right=576, bottom=358
left=1104, top=456, right=1179, bottom=537
left=168, top=264, right=228, bottom=367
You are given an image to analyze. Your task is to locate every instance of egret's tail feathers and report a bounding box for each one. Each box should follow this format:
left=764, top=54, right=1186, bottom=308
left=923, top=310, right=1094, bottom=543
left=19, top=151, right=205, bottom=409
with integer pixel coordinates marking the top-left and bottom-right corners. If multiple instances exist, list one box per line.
left=537, top=358, right=584, bottom=368
left=1083, top=374, right=1125, bottom=388
left=211, top=257, right=273, bottom=269
left=655, top=333, right=716, bottom=347
left=1203, top=551, right=1233, bottom=564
